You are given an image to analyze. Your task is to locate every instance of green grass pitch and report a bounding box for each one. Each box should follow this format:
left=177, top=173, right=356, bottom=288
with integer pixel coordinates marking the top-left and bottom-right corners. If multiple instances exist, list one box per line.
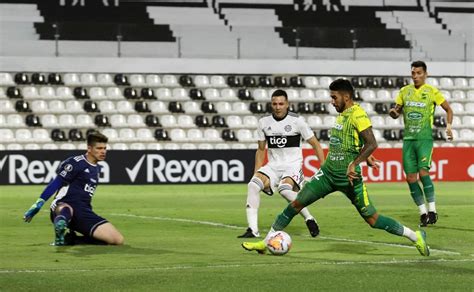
left=1, top=182, right=473, bottom=291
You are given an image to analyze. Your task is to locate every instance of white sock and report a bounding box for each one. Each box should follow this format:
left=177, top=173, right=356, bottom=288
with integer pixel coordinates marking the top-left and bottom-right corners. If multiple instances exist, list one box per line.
left=279, top=184, right=314, bottom=221
left=246, top=208, right=259, bottom=235
left=428, top=202, right=436, bottom=213
left=246, top=178, right=263, bottom=234
left=402, top=226, right=418, bottom=242
left=418, top=204, right=427, bottom=215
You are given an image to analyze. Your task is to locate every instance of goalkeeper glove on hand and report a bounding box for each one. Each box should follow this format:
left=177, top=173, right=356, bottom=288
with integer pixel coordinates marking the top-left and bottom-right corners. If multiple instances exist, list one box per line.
left=23, top=198, right=45, bottom=223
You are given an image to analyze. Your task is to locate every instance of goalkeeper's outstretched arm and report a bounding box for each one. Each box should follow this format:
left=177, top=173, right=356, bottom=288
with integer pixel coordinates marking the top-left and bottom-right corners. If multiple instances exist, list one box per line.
left=23, top=176, right=64, bottom=222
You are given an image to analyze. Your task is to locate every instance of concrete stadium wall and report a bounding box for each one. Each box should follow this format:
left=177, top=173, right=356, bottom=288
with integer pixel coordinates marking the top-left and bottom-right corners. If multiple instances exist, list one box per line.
left=1, top=56, right=473, bottom=77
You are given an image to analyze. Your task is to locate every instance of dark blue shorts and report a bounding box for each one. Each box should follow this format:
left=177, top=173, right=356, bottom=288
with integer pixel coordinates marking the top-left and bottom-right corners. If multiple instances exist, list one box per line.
left=50, top=204, right=108, bottom=237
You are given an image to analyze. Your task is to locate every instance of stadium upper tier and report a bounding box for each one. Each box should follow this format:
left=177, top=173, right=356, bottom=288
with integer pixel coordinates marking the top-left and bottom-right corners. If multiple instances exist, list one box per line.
left=0, top=0, right=472, bottom=60
left=1, top=72, right=473, bottom=150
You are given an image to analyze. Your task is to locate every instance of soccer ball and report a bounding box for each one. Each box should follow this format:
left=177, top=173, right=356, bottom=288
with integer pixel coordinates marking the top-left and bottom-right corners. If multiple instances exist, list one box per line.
left=265, top=231, right=292, bottom=255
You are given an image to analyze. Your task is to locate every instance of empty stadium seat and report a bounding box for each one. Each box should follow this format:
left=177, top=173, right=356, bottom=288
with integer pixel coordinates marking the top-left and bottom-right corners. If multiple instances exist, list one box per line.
left=173, top=88, right=189, bottom=100
left=111, top=143, right=128, bottom=150
left=24, top=143, right=41, bottom=150
left=204, top=88, right=220, bottom=100
left=227, top=76, right=241, bottom=87
left=210, top=75, right=226, bottom=88
left=460, top=129, right=474, bottom=141
left=147, top=143, right=163, bottom=150
left=84, top=100, right=100, bottom=113
left=371, top=116, right=385, bottom=128
left=232, top=102, right=249, bottom=114
left=249, top=102, right=265, bottom=114
left=22, top=86, right=39, bottom=99
left=160, top=115, right=177, bottom=127
left=25, top=114, right=41, bottom=127
left=195, top=115, right=210, bottom=127
left=298, top=102, right=312, bottom=114
left=381, top=77, right=394, bottom=88
left=63, top=73, right=81, bottom=86
left=110, top=114, right=127, bottom=127
left=452, top=90, right=466, bottom=100
left=127, top=114, right=144, bottom=127
left=51, top=129, right=68, bottom=141
left=69, top=129, right=85, bottom=141
left=300, top=89, right=315, bottom=100
left=15, top=100, right=30, bottom=113
left=170, top=128, right=187, bottom=141
left=41, top=114, right=58, bottom=127
left=177, top=115, right=195, bottom=128
left=440, top=77, right=454, bottom=89
left=287, top=89, right=299, bottom=100
left=315, top=89, right=330, bottom=100
left=119, top=128, right=135, bottom=141
left=183, top=101, right=201, bottom=114
left=222, top=129, right=237, bottom=141
left=129, top=143, right=146, bottom=150
left=15, top=128, right=32, bottom=142
left=307, top=116, right=322, bottom=128
left=94, top=114, right=111, bottom=127
left=0, top=73, right=14, bottom=86
left=156, top=88, right=172, bottom=100
left=145, top=114, right=161, bottom=127
left=39, top=86, right=56, bottom=99
left=426, top=77, right=439, bottom=87
left=179, top=75, right=194, bottom=87
left=154, top=129, right=170, bottom=141
left=6, top=87, right=22, bottom=99
left=56, top=87, right=74, bottom=99
left=105, top=87, right=124, bottom=99
left=162, top=75, right=179, bottom=87
left=361, top=89, right=376, bottom=101
left=227, top=115, right=243, bottom=128
left=238, top=89, right=252, bottom=100
left=124, top=87, right=139, bottom=99
left=214, top=143, right=230, bottom=149
left=465, top=103, right=474, bottom=114
left=114, top=74, right=129, bottom=86
left=187, top=129, right=204, bottom=141
left=319, top=77, right=333, bottom=88
left=32, top=129, right=50, bottom=142
left=243, top=116, right=258, bottom=129
left=303, top=76, right=319, bottom=88
left=146, top=74, right=161, bottom=87
left=194, top=75, right=210, bottom=87
left=168, top=101, right=184, bottom=113
left=450, top=102, right=464, bottom=114
left=236, top=129, right=253, bottom=142
left=201, top=101, right=217, bottom=113
left=99, top=100, right=116, bottom=113
left=274, top=76, right=287, bottom=87
left=102, top=128, right=119, bottom=140
left=97, top=73, right=114, bottom=86
left=80, top=73, right=96, bottom=86
left=6, top=144, right=23, bottom=150
left=252, top=89, right=268, bottom=101
left=58, top=114, right=76, bottom=127
left=454, top=78, right=468, bottom=89
left=73, top=87, right=89, bottom=99
left=216, top=101, right=232, bottom=113
left=258, top=76, right=272, bottom=87
left=48, top=73, right=62, bottom=85
left=129, top=74, right=145, bottom=86
left=360, top=102, right=374, bottom=114
left=150, top=101, right=168, bottom=113
left=116, top=100, right=134, bottom=113
left=374, top=103, right=388, bottom=114
left=135, top=100, right=150, bottom=113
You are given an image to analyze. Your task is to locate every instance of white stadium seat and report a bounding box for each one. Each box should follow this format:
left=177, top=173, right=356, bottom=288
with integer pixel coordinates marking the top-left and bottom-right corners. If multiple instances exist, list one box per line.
left=315, top=89, right=330, bottom=100
left=60, top=143, right=77, bottom=150
left=162, top=75, right=179, bottom=87
left=441, top=90, right=451, bottom=100
left=300, top=89, right=315, bottom=100
left=163, top=143, right=180, bottom=150
left=371, top=116, right=385, bottom=128
left=24, top=143, right=41, bottom=150
left=440, top=77, right=454, bottom=89
left=42, top=143, right=59, bottom=150
left=146, top=74, right=161, bottom=87
left=49, top=100, right=66, bottom=113
left=58, top=114, right=76, bottom=127
left=172, top=88, right=188, bottom=100
left=111, top=143, right=128, bottom=150
left=303, top=76, right=319, bottom=88
left=0, top=129, right=15, bottom=142
left=90, top=87, right=106, bottom=99
left=286, top=89, right=299, bottom=101
left=31, top=100, right=48, bottom=113
left=99, top=100, right=116, bottom=113
left=129, top=74, right=146, bottom=86
left=426, top=77, right=439, bottom=87
left=7, top=144, right=23, bottom=150
left=454, top=78, right=468, bottom=89
left=450, top=102, right=464, bottom=114
left=465, top=103, right=474, bottom=114
left=97, top=73, right=114, bottom=86
left=198, top=143, right=214, bottom=150
left=41, top=114, right=58, bottom=127
left=187, top=129, right=204, bottom=141
left=460, top=129, right=474, bottom=141
left=227, top=115, right=243, bottom=128
left=160, top=114, right=177, bottom=127
left=63, top=73, right=81, bottom=86
left=214, top=143, right=230, bottom=149
left=385, top=116, right=401, bottom=127
left=39, top=86, right=56, bottom=99
left=110, top=114, right=127, bottom=127
left=376, top=89, right=391, bottom=101
left=156, top=88, right=172, bottom=100
left=0, top=87, right=6, bottom=99
left=177, top=115, right=195, bottom=128
left=15, top=129, right=32, bottom=142
left=452, top=90, right=466, bottom=100
left=205, top=88, right=220, bottom=100
left=236, top=129, right=253, bottom=142
left=105, top=87, right=124, bottom=99
left=231, top=143, right=247, bottom=149
left=210, top=75, right=226, bottom=88
left=181, top=143, right=198, bottom=150
left=319, top=76, right=333, bottom=88
left=150, top=101, right=168, bottom=113
left=0, top=73, right=14, bottom=85
left=216, top=101, right=232, bottom=113
left=119, top=128, right=135, bottom=141
left=80, top=73, right=96, bottom=86
left=7, top=114, right=24, bottom=127
left=361, top=89, right=376, bottom=101
left=170, top=129, right=187, bottom=141
left=136, top=129, right=154, bottom=142
left=116, top=101, right=134, bottom=113
left=462, top=116, right=474, bottom=127
left=55, top=87, right=74, bottom=99
left=194, top=75, right=210, bottom=87
left=130, top=143, right=146, bottom=150
left=204, top=129, right=221, bottom=142
left=0, top=100, right=14, bottom=113
left=232, top=102, right=249, bottom=114
left=65, top=100, right=84, bottom=113
left=128, top=114, right=145, bottom=127
left=147, top=143, right=163, bottom=150
left=220, top=88, right=236, bottom=100
left=32, top=129, right=50, bottom=142
left=183, top=101, right=201, bottom=114
left=252, top=89, right=268, bottom=101
left=102, top=129, right=119, bottom=141
left=360, top=102, right=374, bottom=114
left=307, top=116, right=322, bottom=128
left=22, top=86, right=39, bottom=99
left=76, top=114, right=94, bottom=128
left=243, top=116, right=258, bottom=128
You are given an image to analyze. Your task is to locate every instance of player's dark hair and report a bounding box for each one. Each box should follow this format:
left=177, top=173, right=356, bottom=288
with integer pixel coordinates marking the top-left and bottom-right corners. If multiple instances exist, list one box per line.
left=329, top=79, right=354, bottom=99
left=271, top=89, right=288, bottom=100
left=87, top=131, right=108, bottom=146
left=411, top=60, right=427, bottom=72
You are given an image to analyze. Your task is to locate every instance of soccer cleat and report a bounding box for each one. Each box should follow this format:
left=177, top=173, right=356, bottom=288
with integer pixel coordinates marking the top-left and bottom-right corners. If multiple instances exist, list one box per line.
left=413, top=230, right=430, bottom=256
left=419, top=213, right=429, bottom=227
left=305, top=219, right=320, bottom=237
left=242, top=240, right=266, bottom=254
left=237, top=227, right=260, bottom=238
left=428, top=212, right=438, bottom=225
left=54, top=219, right=67, bottom=246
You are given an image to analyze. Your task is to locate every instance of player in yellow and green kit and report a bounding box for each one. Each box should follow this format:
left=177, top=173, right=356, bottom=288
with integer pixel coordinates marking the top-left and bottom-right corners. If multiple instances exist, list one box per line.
left=242, top=79, right=430, bottom=256
left=389, top=61, right=453, bottom=226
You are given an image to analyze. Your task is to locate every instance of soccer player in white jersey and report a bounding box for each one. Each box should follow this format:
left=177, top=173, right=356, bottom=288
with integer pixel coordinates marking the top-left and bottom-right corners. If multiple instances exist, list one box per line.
left=238, top=89, right=326, bottom=238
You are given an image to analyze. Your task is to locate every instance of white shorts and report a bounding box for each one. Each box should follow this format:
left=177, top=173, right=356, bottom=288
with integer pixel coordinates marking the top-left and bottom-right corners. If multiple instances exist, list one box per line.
left=257, top=164, right=304, bottom=195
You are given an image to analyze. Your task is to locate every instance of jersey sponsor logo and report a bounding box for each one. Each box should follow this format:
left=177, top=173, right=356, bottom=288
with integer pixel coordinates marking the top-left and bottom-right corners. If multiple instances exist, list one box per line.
left=266, top=135, right=301, bottom=148
left=64, top=164, right=73, bottom=172
left=333, top=123, right=343, bottom=130
left=329, top=136, right=342, bottom=145
left=407, top=112, right=423, bottom=120
left=84, top=183, right=96, bottom=196
left=406, top=101, right=426, bottom=108
left=125, top=154, right=244, bottom=183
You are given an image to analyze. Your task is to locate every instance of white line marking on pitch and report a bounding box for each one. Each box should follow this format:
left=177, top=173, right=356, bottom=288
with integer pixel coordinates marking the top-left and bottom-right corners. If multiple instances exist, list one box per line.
left=1, top=258, right=473, bottom=274
left=111, top=213, right=461, bottom=256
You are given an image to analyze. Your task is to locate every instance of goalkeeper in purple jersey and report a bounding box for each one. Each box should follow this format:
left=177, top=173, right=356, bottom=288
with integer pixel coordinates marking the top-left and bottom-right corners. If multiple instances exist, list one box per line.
left=23, top=132, right=124, bottom=246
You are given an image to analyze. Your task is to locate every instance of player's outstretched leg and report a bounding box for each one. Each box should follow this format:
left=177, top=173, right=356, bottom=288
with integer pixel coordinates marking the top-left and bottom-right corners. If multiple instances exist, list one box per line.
left=238, top=177, right=264, bottom=238
left=368, top=213, right=429, bottom=256
left=92, top=222, right=124, bottom=245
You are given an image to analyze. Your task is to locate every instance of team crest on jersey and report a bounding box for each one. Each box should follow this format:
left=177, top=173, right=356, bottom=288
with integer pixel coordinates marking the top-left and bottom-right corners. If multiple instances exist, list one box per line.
left=284, top=125, right=292, bottom=132
left=64, top=164, right=73, bottom=172
left=84, top=168, right=90, bottom=173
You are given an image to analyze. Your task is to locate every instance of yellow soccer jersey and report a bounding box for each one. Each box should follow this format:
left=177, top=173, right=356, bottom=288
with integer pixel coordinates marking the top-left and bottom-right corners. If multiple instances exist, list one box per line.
left=325, top=104, right=371, bottom=171
left=396, top=84, right=445, bottom=140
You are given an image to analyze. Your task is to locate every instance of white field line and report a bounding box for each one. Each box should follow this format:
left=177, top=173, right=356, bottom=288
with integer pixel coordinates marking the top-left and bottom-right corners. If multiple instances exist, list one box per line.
left=111, top=213, right=461, bottom=256
left=1, top=258, right=474, bottom=274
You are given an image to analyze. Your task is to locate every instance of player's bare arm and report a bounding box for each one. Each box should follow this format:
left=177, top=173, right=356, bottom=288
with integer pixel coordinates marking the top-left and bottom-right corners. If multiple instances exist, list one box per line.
left=347, top=126, right=378, bottom=184
left=440, top=101, right=454, bottom=141
left=306, top=136, right=325, bottom=164
left=389, top=104, right=403, bottom=119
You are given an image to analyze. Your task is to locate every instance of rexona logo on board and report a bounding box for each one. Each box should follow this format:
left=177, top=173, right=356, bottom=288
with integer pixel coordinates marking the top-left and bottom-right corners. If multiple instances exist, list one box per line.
left=125, top=154, right=245, bottom=183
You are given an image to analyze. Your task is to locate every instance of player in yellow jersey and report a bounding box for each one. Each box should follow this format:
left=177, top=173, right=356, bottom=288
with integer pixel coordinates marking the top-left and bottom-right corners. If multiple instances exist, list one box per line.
left=242, top=79, right=429, bottom=256
left=389, top=61, right=453, bottom=226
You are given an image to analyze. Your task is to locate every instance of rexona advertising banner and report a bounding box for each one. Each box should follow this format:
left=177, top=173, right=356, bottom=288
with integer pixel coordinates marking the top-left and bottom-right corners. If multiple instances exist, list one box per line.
left=0, top=148, right=473, bottom=185
left=0, top=151, right=255, bottom=185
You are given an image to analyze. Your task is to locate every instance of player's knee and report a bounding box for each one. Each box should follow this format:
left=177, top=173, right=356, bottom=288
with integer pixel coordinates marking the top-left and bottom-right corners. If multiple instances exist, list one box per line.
left=364, top=215, right=378, bottom=227
left=406, top=174, right=417, bottom=183
left=248, top=176, right=264, bottom=191
left=109, top=233, right=124, bottom=245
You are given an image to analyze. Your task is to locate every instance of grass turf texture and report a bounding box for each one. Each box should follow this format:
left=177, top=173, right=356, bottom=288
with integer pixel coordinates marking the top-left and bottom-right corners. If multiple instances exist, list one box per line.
left=1, top=182, right=473, bottom=291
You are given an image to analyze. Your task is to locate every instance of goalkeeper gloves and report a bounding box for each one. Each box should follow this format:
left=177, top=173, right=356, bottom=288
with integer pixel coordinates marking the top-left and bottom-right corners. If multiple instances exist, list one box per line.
left=23, top=198, right=45, bottom=223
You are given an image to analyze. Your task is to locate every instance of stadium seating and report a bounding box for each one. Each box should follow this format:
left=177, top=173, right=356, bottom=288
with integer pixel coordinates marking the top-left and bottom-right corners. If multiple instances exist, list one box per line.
left=1, top=71, right=473, bottom=149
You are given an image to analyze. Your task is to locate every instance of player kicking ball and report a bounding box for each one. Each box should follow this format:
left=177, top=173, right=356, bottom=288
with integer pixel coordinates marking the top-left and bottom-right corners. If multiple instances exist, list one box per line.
left=242, top=79, right=429, bottom=256
left=23, top=132, right=124, bottom=246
